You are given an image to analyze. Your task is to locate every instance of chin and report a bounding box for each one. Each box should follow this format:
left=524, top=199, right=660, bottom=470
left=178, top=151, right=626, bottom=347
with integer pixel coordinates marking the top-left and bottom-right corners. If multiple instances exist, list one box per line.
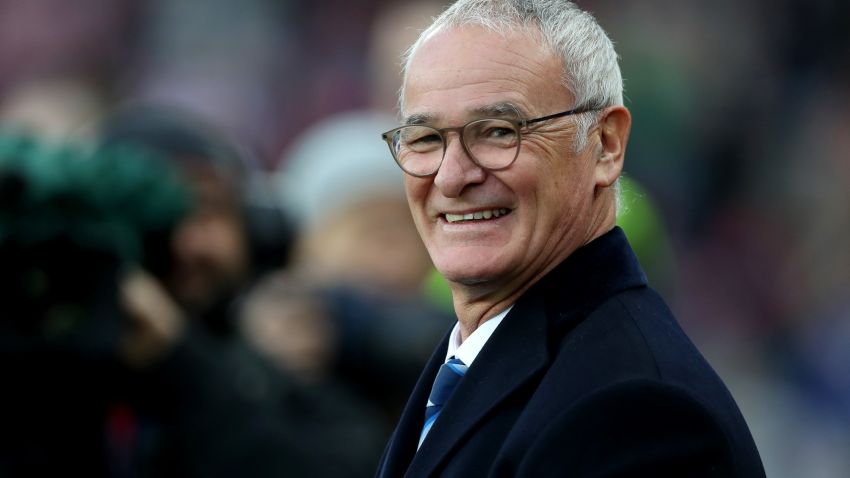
left=431, top=250, right=512, bottom=287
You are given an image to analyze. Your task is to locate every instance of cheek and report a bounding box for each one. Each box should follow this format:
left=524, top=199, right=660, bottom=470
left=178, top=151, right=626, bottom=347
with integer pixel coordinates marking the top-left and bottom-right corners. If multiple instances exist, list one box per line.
left=513, top=146, right=594, bottom=226
left=404, top=177, right=432, bottom=217
left=529, top=133, right=595, bottom=182
left=522, top=132, right=579, bottom=170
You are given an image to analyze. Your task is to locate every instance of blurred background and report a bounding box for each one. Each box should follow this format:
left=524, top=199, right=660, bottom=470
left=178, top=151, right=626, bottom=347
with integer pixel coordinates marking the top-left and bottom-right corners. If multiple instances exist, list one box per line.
left=0, top=0, right=847, bottom=477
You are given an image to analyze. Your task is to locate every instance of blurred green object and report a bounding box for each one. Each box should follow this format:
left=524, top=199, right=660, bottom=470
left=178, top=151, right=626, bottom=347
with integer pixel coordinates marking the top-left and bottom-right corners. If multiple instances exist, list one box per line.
left=616, top=175, right=675, bottom=292
left=423, top=268, right=455, bottom=314
left=0, top=132, right=192, bottom=263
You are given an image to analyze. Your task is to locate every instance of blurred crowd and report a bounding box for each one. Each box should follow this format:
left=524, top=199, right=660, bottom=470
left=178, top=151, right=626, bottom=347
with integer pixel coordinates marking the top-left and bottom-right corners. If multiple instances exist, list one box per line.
left=0, top=0, right=848, bottom=477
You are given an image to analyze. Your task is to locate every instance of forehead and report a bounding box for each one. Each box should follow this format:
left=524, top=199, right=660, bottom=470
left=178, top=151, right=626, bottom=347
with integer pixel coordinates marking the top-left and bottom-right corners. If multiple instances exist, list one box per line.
left=403, top=25, right=571, bottom=121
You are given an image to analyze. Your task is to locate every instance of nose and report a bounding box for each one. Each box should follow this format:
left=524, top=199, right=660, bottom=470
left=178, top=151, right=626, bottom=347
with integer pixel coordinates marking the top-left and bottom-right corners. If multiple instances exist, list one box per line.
left=433, top=133, right=486, bottom=197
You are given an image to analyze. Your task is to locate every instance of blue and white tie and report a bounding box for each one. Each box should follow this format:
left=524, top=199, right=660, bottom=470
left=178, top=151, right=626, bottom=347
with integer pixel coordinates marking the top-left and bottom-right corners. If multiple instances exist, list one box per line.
left=419, top=357, right=468, bottom=448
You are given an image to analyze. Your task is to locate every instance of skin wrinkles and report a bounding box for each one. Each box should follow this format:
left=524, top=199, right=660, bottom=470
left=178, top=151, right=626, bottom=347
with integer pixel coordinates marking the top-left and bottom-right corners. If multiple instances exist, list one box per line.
left=403, top=25, right=628, bottom=339
left=490, top=55, right=552, bottom=81
left=404, top=102, right=522, bottom=127
left=403, top=78, right=534, bottom=125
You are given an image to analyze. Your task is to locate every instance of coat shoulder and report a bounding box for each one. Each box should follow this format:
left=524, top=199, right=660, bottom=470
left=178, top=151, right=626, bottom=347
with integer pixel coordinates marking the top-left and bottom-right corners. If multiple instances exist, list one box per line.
left=507, top=286, right=766, bottom=477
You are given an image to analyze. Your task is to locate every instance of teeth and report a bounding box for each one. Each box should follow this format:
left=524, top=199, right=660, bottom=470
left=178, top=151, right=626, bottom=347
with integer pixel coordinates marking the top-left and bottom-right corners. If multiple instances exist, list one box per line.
left=445, top=208, right=510, bottom=223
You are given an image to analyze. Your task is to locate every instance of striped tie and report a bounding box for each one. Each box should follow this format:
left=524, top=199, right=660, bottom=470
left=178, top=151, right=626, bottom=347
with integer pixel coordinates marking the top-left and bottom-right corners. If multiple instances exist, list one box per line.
left=419, top=357, right=468, bottom=448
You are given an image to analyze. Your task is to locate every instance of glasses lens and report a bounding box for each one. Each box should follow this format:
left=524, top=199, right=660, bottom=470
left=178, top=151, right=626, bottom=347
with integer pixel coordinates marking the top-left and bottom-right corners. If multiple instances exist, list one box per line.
left=391, top=125, right=444, bottom=176
left=463, top=119, right=519, bottom=169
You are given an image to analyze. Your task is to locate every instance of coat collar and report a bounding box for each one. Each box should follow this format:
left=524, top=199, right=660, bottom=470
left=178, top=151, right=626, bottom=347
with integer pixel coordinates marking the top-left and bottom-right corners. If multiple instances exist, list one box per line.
left=379, top=227, right=647, bottom=477
left=537, top=226, right=648, bottom=332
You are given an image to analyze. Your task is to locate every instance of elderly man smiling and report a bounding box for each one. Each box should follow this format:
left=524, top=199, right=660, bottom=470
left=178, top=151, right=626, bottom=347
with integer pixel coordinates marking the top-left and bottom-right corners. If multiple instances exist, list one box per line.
left=376, top=1, right=765, bottom=477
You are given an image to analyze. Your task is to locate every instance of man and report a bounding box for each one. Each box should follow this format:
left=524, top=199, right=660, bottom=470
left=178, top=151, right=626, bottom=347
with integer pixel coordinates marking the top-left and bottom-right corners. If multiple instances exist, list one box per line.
left=99, top=106, right=276, bottom=335
left=376, top=1, right=765, bottom=477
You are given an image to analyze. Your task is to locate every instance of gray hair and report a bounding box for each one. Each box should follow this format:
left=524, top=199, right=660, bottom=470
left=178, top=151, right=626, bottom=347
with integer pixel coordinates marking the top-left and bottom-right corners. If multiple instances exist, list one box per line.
left=399, top=0, right=623, bottom=153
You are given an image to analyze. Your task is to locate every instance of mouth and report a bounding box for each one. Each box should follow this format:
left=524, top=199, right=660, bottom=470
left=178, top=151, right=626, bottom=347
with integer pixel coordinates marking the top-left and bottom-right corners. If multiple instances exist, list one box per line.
left=442, top=208, right=512, bottom=224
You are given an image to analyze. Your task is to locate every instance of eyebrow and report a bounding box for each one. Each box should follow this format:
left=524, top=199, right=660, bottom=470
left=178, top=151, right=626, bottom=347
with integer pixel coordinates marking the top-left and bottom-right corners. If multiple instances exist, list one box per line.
left=402, top=101, right=525, bottom=126
left=471, top=102, right=523, bottom=118
left=403, top=112, right=434, bottom=126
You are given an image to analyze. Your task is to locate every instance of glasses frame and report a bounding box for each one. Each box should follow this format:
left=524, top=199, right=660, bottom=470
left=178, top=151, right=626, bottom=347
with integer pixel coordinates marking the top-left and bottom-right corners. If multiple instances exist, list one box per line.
left=380, top=107, right=594, bottom=177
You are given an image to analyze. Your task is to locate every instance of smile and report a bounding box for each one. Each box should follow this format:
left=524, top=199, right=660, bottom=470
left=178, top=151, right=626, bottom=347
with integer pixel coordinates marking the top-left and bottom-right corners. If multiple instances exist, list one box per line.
left=443, top=208, right=511, bottom=223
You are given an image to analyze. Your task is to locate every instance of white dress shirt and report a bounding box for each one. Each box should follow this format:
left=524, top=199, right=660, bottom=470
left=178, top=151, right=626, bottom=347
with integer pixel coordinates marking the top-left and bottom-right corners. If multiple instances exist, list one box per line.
left=444, top=305, right=513, bottom=366
left=417, top=306, right=515, bottom=449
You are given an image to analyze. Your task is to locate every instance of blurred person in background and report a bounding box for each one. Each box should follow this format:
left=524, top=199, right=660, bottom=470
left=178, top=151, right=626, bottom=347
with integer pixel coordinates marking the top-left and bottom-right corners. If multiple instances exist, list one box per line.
left=0, top=128, right=385, bottom=478
left=375, top=1, right=764, bottom=476
left=0, top=0, right=142, bottom=144
left=275, top=110, right=454, bottom=422
left=278, top=110, right=431, bottom=295
left=240, top=273, right=339, bottom=384
left=238, top=272, right=389, bottom=476
left=0, top=77, right=107, bottom=141
left=0, top=134, right=191, bottom=476
left=98, top=104, right=293, bottom=336
left=367, top=1, right=446, bottom=113
left=93, top=106, right=404, bottom=478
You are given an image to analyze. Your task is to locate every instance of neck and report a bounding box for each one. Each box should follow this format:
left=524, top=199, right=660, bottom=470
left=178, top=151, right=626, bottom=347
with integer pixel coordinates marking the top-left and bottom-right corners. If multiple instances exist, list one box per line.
left=450, top=293, right=518, bottom=342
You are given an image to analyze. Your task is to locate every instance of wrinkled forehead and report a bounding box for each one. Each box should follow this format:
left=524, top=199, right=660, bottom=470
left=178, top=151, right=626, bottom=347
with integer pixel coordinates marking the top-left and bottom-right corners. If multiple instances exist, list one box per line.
left=402, top=101, right=522, bottom=126
left=402, top=25, right=569, bottom=122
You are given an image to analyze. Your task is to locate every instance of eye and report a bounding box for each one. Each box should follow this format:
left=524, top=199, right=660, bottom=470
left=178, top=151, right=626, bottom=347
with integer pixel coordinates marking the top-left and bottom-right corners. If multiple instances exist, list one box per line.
left=409, top=133, right=441, bottom=145
left=483, top=126, right=515, bottom=139
left=398, top=126, right=442, bottom=152
left=469, top=119, right=518, bottom=147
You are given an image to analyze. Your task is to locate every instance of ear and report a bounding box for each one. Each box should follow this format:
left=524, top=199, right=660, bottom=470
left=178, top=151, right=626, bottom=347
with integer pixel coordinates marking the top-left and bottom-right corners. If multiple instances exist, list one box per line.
left=593, top=106, right=631, bottom=188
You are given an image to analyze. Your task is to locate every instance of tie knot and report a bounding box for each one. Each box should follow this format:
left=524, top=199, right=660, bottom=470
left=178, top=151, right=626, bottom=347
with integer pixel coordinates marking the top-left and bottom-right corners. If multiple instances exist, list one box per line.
left=427, top=358, right=468, bottom=410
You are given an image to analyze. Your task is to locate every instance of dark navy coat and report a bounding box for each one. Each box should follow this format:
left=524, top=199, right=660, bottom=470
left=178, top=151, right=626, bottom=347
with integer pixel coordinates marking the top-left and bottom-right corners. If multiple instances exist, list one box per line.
left=376, top=227, right=765, bottom=477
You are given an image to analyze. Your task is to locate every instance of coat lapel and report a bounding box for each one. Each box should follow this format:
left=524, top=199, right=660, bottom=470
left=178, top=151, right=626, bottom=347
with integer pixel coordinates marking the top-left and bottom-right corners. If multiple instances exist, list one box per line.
left=377, top=332, right=449, bottom=478
left=406, top=292, right=550, bottom=477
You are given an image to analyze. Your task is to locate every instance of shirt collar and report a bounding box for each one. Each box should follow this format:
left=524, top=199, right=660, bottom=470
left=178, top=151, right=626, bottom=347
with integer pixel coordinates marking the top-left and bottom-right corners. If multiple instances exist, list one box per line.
left=445, top=305, right=513, bottom=366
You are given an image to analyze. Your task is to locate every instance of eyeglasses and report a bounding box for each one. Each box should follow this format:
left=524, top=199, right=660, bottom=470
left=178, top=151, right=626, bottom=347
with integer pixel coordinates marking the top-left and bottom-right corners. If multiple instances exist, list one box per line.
left=380, top=107, right=593, bottom=177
